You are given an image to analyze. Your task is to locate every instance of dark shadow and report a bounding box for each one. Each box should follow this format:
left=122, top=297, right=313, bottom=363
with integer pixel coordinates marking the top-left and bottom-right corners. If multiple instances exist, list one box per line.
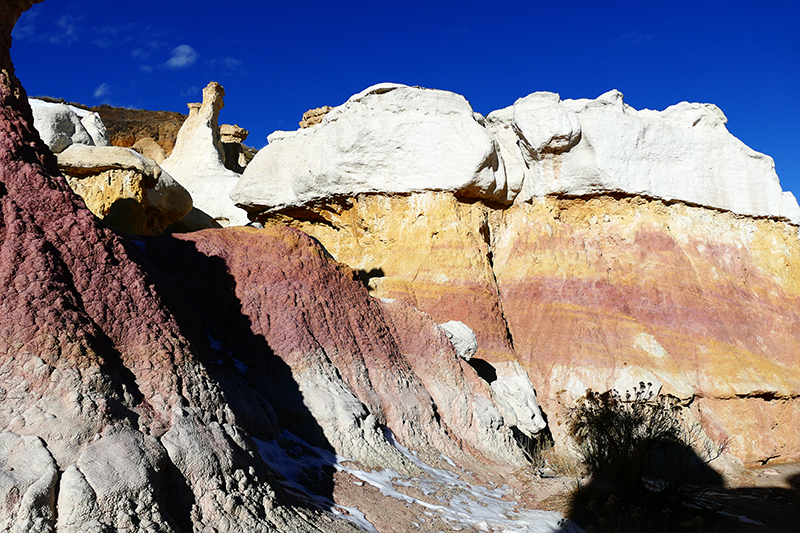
left=354, top=267, right=384, bottom=290
left=563, top=438, right=734, bottom=533
left=467, top=357, right=497, bottom=384
left=165, top=207, right=223, bottom=233
left=120, top=232, right=340, bottom=523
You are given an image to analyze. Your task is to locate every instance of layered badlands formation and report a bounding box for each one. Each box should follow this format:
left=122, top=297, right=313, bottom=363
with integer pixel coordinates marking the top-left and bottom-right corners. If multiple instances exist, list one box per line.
left=5, top=0, right=800, bottom=530
left=234, top=84, right=800, bottom=466
left=1, top=3, right=561, bottom=532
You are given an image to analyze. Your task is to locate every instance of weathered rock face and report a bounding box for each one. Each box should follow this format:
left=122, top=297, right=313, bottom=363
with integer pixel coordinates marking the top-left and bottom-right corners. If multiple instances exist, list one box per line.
left=231, top=83, right=507, bottom=213
left=57, top=144, right=193, bottom=235
left=264, top=190, right=800, bottom=466
left=486, top=90, right=800, bottom=223
left=2, top=6, right=554, bottom=530
left=161, top=81, right=250, bottom=227
left=299, top=105, right=333, bottom=128
left=132, top=136, right=168, bottom=163
left=29, top=100, right=95, bottom=152
left=91, top=104, right=186, bottom=155
left=234, top=84, right=800, bottom=225
left=219, top=123, right=250, bottom=173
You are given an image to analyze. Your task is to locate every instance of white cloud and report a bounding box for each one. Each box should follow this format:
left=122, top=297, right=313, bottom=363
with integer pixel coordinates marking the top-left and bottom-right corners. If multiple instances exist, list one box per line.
left=93, top=83, right=110, bottom=98
left=166, top=44, right=197, bottom=69
left=50, top=15, right=80, bottom=45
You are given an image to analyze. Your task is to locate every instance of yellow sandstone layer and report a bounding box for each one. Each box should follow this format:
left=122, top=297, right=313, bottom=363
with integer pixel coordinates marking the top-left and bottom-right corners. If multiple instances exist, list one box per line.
left=267, top=192, right=800, bottom=465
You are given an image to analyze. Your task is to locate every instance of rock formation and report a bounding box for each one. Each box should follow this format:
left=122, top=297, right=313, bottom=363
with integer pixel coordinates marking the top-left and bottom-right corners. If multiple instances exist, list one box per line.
left=29, top=98, right=110, bottom=152
left=1, top=5, right=558, bottom=531
left=299, top=105, right=333, bottom=128
left=161, top=82, right=250, bottom=228
left=132, top=136, right=168, bottom=163
left=232, top=83, right=800, bottom=225
left=56, top=144, right=192, bottom=234
left=220, top=123, right=250, bottom=173
left=91, top=104, right=186, bottom=155
left=236, top=84, right=800, bottom=466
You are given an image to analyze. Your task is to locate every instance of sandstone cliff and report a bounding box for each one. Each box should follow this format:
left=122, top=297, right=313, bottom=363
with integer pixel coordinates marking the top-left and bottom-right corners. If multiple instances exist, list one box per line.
left=236, top=84, right=800, bottom=466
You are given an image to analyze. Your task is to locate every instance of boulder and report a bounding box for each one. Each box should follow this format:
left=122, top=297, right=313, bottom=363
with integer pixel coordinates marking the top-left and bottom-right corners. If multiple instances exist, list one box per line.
left=230, top=83, right=510, bottom=214
left=57, top=144, right=192, bottom=235
left=79, top=111, right=111, bottom=147
left=161, top=82, right=250, bottom=228
left=132, top=136, right=168, bottom=164
left=439, top=320, right=478, bottom=361
left=30, top=100, right=94, bottom=153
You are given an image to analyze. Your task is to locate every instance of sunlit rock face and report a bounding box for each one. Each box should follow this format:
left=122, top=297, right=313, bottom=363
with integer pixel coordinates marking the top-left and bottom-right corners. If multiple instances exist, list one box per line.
left=161, top=81, right=250, bottom=228
left=261, top=190, right=800, bottom=466
left=239, top=83, right=800, bottom=466
left=233, top=83, right=799, bottom=224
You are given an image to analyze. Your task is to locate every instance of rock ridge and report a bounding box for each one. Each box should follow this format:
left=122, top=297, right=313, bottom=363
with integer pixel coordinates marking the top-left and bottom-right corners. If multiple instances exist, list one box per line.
left=232, top=83, right=799, bottom=225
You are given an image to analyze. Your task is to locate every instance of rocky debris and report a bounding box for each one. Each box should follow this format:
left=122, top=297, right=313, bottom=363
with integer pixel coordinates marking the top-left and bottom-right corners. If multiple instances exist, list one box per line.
left=220, top=123, right=250, bottom=173
left=234, top=83, right=800, bottom=224
left=264, top=191, right=800, bottom=466
left=91, top=104, right=186, bottom=155
left=299, top=105, right=333, bottom=128
left=161, top=81, right=250, bottom=227
left=56, top=144, right=193, bottom=234
left=132, top=136, right=168, bottom=163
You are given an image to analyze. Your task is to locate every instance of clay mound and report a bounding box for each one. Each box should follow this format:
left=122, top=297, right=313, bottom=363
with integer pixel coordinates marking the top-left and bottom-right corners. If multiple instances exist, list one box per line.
left=2, top=4, right=548, bottom=530
left=1, top=2, right=360, bottom=530
left=90, top=104, right=187, bottom=155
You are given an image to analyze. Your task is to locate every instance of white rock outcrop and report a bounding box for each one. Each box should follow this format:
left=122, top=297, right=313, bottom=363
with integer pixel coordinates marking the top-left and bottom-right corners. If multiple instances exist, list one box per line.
left=29, top=98, right=110, bottom=152
left=487, top=89, right=800, bottom=223
left=232, top=85, right=799, bottom=224
left=161, top=82, right=250, bottom=227
left=230, top=83, right=508, bottom=213
left=438, top=320, right=479, bottom=361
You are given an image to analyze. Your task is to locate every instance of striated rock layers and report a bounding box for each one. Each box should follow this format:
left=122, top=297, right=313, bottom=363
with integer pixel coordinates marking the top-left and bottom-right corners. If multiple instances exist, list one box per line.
left=240, top=84, right=800, bottom=466
left=1, top=5, right=550, bottom=530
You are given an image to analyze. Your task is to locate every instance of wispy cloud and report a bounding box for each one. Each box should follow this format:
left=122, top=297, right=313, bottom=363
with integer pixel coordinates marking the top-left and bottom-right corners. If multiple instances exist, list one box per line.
left=179, top=86, right=201, bottom=99
left=13, top=12, right=82, bottom=45
left=166, top=45, right=198, bottom=69
left=93, top=83, right=110, bottom=98
left=205, top=56, right=244, bottom=74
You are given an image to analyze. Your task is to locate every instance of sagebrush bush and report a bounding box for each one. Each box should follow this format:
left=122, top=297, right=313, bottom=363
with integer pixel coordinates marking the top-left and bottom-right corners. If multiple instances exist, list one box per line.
left=566, top=386, right=724, bottom=500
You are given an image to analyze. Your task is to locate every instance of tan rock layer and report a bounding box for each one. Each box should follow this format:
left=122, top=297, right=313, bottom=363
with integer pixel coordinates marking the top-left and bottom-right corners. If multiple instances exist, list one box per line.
left=265, top=192, right=800, bottom=465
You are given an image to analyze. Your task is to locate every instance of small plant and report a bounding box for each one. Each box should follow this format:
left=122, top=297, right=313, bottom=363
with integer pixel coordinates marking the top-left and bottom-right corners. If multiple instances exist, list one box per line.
left=564, top=387, right=727, bottom=532
left=567, top=386, right=725, bottom=501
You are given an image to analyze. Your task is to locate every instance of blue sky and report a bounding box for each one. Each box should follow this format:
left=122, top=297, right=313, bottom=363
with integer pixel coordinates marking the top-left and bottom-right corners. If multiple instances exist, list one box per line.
left=11, top=0, right=800, bottom=195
